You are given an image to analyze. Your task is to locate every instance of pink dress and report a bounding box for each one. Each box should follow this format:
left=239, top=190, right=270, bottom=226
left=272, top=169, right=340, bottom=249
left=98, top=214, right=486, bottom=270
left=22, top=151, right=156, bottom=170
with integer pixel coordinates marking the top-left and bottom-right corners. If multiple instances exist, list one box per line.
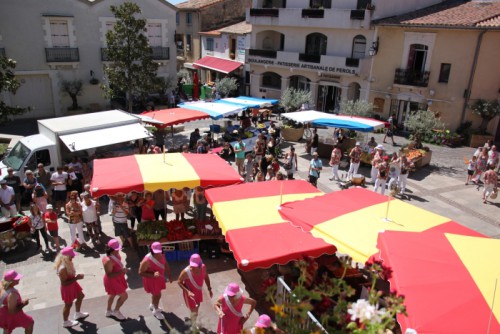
left=217, top=295, right=246, bottom=334
left=102, top=255, right=128, bottom=295
left=142, top=254, right=166, bottom=295
left=181, top=265, right=206, bottom=310
left=0, top=288, right=34, bottom=331
left=58, top=265, right=83, bottom=304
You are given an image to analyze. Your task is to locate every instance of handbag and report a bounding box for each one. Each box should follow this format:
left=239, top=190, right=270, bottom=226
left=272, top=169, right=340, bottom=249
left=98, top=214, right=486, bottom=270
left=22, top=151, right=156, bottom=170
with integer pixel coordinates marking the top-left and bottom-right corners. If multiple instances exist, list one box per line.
left=283, top=161, right=292, bottom=170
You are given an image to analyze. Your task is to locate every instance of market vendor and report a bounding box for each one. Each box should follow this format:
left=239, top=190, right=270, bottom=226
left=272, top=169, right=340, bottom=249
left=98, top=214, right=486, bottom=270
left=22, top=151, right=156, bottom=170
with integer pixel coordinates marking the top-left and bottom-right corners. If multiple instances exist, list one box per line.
left=177, top=254, right=213, bottom=330
left=367, top=137, right=378, bottom=149
left=172, top=188, right=187, bottom=221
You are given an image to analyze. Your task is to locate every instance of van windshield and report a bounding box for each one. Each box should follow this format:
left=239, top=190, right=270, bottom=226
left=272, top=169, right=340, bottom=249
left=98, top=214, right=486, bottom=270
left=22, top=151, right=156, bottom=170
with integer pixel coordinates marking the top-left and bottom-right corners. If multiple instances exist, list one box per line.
left=3, top=141, right=31, bottom=170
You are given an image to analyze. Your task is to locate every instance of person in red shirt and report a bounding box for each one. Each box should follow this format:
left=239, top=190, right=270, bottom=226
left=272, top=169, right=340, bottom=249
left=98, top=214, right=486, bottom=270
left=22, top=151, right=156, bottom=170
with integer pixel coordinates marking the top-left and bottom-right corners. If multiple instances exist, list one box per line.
left=43, top=204, right=60, bottom=251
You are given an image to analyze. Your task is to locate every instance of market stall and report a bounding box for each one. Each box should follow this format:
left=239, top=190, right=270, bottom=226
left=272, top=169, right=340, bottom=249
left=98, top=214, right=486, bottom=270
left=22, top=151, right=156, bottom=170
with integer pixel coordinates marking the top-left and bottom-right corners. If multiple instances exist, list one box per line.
left=376, top=230, right=497, bottom=334
left=216, top=96, right=278, bottom=108
left=204, top=180, right=337, bottom=271
left=179, top=101, right=245, bottom=120
left=279, top=188, right=467, bottom=263
left=139, top=108, right=209, bottom=128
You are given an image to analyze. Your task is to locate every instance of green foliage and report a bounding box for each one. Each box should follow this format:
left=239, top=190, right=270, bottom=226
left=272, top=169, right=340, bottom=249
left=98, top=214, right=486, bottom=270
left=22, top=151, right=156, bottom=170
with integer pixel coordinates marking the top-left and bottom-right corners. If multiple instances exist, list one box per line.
left=103, top=2, right=159, bottom=112
left=214, top=77, right=238, bottom=98
left=340, top=100, right=374, bottom=117
left=0, top=56, right=29, bottom=123
left=136, top=221, right=168, bottom=241
left=470, top=99, right=500, bottom=134
left=280, top=87, right=313, bottom=113
left=404, top=109, right=444, bottom=144
left=61, top=80, right=83, bottom=110
left=411, top=129, right=463, bottom=147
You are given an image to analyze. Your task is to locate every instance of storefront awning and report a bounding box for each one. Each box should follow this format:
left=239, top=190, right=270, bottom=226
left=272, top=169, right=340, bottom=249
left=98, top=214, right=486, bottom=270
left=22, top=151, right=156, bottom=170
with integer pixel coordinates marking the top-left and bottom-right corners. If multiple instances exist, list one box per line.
left=193, top=56, right=243, bottom=74
left=59, top=123, right=152, bottom=152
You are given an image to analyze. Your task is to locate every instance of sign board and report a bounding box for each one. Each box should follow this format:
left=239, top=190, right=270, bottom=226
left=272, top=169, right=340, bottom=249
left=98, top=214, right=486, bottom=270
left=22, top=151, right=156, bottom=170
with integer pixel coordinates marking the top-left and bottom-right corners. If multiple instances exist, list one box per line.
left=247, top=57, right=358, bottom=76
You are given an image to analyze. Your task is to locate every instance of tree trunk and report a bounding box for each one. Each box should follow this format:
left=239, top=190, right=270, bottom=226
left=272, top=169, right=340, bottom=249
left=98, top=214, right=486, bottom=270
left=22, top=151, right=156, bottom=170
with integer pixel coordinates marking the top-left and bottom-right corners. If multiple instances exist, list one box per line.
left=479, top=118, right=491, bottom=134
left=70, top=94, right=78, bottom=110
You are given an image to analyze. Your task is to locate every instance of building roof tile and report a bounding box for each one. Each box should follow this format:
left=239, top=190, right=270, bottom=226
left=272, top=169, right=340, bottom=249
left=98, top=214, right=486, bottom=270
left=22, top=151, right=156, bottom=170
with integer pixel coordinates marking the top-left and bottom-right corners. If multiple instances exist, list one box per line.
left=176, top=0, right=224, bottom=10
left=375, top=0, right=500, bottom=28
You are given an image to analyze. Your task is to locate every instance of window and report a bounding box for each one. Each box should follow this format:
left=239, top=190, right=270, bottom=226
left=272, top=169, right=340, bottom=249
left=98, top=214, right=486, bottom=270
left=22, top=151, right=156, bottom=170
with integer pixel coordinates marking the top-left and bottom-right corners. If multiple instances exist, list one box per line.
left=407, top=44, right=428, bottom=73
left=310, top=0, right=332, bottom=9
left=176, top=13, right=179, bottom=25
left=351, top=35, right=366, bottom=59
left=186, top=13, right=192, bottom=25
left=305, top=33, right=327, bottom=56
left=186, top=34, right=192, bottom=51
left=206, top=38, right=214, bottom=51
left=262, top=72, right=281, bottom=89
left=147, top=23, right=162, bottom=47
left=50, top=20, right=70, bottom=47
left=438, top=63, right=451, bottom=83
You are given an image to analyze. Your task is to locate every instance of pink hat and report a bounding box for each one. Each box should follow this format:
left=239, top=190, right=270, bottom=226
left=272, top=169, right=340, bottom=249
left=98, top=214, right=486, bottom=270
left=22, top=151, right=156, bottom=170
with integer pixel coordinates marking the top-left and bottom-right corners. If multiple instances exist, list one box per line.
left=3, top=269, right=23, bottom=281
left=61, top=246, right=77, bottom=257
left=107, top=239, right=122, bottom=251
left=255, top=314, right=272, bottom=328
left=189, top=253, right=202, bottom=267
left=151, top=242, right=162, bottom=254
left=224, top=282, right=242, bottom=297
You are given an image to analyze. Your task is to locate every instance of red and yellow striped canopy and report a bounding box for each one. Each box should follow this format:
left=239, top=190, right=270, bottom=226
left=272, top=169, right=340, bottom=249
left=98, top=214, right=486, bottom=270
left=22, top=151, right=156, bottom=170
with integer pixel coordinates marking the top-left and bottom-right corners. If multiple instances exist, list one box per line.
left=279, top=188, right=464, bottom=263
left=377, top=230, right=498, bottom=334
left=91, top=153, right=242, bottom=197
left=205, top=180, right=337, bottom=271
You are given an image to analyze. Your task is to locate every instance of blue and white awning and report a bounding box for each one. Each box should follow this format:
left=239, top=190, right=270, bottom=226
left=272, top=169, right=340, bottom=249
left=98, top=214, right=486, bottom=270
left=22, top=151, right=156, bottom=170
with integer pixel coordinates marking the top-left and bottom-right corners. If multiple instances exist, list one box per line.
left=178, top=101, right=244, bottom=120
left=217, top=96, right=278, bottom=108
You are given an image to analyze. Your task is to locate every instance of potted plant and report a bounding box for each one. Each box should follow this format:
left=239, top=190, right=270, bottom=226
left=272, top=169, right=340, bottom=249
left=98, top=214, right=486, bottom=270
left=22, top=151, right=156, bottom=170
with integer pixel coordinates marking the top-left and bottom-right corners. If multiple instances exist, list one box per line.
left=280, top=88, right=313, bottom=142
left=89, top=77, right=99, bottom=85
left=61, top=79, right=83, bottom=113
left=469, top=99, right=500, bottom=147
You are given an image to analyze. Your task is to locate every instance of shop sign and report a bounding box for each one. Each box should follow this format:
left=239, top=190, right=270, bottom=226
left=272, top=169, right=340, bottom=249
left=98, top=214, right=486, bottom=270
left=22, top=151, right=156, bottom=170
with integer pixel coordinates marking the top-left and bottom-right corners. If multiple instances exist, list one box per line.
left=247, top=58, right=357, bottom=75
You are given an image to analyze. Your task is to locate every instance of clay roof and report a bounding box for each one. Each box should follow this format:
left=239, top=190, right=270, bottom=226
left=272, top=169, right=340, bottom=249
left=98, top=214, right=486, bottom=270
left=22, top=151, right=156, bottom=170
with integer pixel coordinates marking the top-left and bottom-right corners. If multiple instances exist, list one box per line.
left=375, top=0, right=500, bottom=28
left=199, top=20, right=251, bottom=36
left=176, top=0, right=224, bottom=10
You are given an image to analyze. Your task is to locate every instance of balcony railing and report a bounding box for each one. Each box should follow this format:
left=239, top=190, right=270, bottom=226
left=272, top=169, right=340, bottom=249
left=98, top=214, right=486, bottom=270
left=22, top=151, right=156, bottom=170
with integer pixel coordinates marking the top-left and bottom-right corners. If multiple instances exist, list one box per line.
left=345, top=57, right=359, bottom=67
left=302, top=9, right=324, bottom=18
left=45, top=48, right=79, bottom=62
left=394, top=68, right=430, bottom=87
left=350, top=9, right=365, bottom=20
left=250, top=8, right=279, bottom=17
left=299, top=53, right=321, bottom=63
left=0, top=48, right=5, bottom=58
left=249, top=49, right=277, bottom=59
left=151, top=47, right=169, bottom=60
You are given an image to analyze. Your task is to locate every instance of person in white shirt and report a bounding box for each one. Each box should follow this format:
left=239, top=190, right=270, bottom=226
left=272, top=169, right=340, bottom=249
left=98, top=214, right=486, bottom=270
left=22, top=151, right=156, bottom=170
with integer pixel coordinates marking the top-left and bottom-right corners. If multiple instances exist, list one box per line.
left=81, top=192, right=100, bottom=245
left=0, top=180, right=17, bottom=217
left=51, top=166, right=68, bottom=216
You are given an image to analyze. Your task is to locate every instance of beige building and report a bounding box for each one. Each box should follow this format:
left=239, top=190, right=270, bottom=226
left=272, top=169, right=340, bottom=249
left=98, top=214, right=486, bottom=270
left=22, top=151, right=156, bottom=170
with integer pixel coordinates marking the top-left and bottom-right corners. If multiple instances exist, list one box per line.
left=370, top=0, right=500, bottom=139
left=0, top=0, right=177, bottom=118
left=175, top=0, right=251, bottom=69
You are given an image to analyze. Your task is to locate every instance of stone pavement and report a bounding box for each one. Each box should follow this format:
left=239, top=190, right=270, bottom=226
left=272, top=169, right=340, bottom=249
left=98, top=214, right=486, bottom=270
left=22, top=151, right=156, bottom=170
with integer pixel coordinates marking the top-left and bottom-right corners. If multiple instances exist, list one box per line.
left=1, top=119, right=499, bottom=333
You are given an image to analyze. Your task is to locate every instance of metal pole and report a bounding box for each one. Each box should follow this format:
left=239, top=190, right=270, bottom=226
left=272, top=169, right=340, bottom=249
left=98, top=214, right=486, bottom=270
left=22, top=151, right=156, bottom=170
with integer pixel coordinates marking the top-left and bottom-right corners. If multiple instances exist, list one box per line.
left=487, top=278, right=498, bottom=334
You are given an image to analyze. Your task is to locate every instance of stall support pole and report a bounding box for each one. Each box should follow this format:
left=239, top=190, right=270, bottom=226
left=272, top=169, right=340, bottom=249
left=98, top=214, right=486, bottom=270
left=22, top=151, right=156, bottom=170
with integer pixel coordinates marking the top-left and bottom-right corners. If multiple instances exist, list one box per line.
left=487, top=278, right=498, bottom=334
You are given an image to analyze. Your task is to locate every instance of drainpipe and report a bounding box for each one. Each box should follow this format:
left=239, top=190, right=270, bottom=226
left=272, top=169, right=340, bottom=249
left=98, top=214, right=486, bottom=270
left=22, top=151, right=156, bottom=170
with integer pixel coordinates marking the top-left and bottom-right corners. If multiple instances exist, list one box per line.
left=460, top=30, right=486, bottom=123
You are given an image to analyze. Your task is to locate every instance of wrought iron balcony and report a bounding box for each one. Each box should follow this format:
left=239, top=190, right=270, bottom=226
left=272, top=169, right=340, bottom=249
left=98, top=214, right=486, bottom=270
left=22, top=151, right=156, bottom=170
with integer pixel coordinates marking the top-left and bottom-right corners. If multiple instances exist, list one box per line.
left=394, top=68, right=430, bottom=87
left=350, top=9, right=365, bottom=20
left=299, top=53, right=321, bottom=63
left=249, top=49, right=277, bottom=59
left=151, top=47, right=169, bottom=60
left=302, top=9, right=324, bottom=18
left=345, top=57, right=360, bottom=67
left=250, top=8, right=279, bottom=17
left=45, top=48, right=79, bottom=62
left=0, top=48, right=5, bottom=58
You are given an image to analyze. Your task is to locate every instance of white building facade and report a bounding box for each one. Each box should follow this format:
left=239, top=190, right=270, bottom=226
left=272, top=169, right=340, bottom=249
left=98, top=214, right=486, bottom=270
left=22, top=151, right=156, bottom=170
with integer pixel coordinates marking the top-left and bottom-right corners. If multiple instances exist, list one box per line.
left=0, top=0, right=177, bottom=119
left=246, top=0, right=444, bottom=112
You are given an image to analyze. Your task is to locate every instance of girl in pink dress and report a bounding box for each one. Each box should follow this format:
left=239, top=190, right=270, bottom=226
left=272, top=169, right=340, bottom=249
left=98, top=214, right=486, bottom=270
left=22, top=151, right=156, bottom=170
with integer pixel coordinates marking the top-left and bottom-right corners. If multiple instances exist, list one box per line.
left=178, top=253, right=213, bottom=329
left=0, top=270, right=34, bottom=334
left=215, top=282, right=257, bottom=334
left=103, top=239, right=129, bottom=321
left=54, top=246, right=88, bottom=328
left=139, top=242, right=172, bottom=320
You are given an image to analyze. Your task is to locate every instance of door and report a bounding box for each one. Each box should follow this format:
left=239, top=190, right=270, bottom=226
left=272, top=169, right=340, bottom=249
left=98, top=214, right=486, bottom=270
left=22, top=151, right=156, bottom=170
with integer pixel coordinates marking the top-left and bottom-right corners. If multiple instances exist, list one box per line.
left=9, top=75, right=55, bottom=119
left=396, top=101, right=425, bottom=129
left=317, top=85, right=341, bottom=113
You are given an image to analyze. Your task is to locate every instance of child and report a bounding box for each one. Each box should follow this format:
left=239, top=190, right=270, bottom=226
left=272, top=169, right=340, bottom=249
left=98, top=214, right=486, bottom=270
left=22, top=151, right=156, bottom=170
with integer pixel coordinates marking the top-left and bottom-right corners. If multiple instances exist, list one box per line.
left=29, top=204, right=51, bottom=252
left=466, top=155, right=478, bottom=185
left=252, top=162, right=260, bottom=181
left=43, top=204, right=60, bottom=251
left=266, top=165, right=275, bottom=181
left=271, top=158, right=280, bottom=174
left=244, top=153, right=254, bottom=183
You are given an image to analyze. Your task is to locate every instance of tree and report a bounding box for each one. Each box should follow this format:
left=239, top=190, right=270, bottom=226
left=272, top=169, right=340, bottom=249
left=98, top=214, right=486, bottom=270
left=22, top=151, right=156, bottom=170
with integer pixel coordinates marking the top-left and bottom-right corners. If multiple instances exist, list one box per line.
left=61, top=80, right=83, bottom=110
left=340, top=100, right=374, bottom=117
left=280, top=87, right=312, bottom=113
left=405, top=109, right=444, bottom=147
left=103, top=2, right=159, bottom=112
left=0, top=56, right=29, bottom=123
left=471, top=99, right=500, bottom=134
left=214, top=77, right=238, bottom=98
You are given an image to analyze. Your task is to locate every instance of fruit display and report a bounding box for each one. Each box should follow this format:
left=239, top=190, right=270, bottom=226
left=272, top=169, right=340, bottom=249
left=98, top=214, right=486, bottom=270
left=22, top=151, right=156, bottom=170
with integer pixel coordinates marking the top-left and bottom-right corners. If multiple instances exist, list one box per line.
left=406, top=149, right=425, bottom=161
left=197, top=218, right=222, bottom=236
left=137, top=221, right=169, bottom=241
left=166, top=219, right=194, bottom=241
left=360, top=151, right=373, bottom=165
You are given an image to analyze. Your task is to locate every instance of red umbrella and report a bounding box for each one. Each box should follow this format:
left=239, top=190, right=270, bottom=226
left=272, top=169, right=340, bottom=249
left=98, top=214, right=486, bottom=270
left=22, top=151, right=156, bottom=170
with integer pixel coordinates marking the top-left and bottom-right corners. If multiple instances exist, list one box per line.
left=193, top=71, right=199, bottom=101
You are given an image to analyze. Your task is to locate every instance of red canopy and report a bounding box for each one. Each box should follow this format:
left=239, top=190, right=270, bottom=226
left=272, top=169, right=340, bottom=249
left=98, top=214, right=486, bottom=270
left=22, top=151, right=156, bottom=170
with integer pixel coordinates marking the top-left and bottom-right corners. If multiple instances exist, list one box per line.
left=140, top=108, right=209, bottom=128
left=193, top=56, right=243, bottom=74
left=205, top=181, right=337, bottom=271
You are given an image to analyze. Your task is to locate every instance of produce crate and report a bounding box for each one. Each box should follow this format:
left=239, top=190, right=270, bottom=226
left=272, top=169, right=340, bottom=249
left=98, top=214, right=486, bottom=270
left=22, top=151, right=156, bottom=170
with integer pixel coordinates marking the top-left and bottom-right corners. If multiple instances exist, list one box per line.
left=177, top=241, right=199, bottom=261
left=163, top=245, right=177, bottom=262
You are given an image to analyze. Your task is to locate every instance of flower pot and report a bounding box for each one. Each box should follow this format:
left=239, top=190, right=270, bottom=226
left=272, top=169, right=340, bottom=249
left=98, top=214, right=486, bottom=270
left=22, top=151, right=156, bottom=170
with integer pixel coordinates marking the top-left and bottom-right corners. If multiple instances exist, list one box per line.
left=282, top=127, right=304, bottom=142
left=470, top=134, right=493, bottom=148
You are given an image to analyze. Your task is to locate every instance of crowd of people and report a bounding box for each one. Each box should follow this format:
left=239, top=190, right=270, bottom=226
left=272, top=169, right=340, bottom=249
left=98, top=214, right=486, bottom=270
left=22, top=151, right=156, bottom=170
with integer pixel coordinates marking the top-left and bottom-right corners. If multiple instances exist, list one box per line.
left=468, top=140, right=498, bottom=203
